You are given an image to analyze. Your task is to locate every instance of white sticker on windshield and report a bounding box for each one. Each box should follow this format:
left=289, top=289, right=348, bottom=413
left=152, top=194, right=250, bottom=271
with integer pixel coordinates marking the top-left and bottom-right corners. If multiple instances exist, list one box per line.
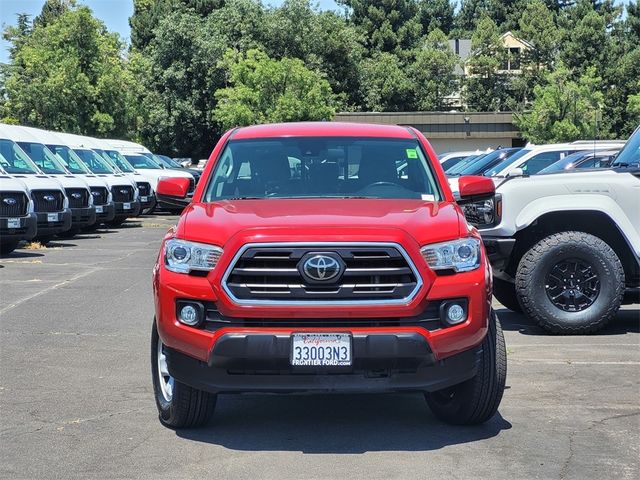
left=421, top=194, right=435, bottom=201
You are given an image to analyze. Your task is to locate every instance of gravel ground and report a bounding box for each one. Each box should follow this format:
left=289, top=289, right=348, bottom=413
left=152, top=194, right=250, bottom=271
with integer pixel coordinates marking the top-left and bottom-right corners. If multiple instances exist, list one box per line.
left=1, top=215, right=638, bottom=480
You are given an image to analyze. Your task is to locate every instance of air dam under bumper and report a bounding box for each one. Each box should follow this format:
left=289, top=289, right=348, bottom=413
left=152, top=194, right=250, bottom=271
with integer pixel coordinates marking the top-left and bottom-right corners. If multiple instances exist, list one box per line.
left=94, top=202, right=116, bottom=222
left=165, top=333, right=480, bottom=394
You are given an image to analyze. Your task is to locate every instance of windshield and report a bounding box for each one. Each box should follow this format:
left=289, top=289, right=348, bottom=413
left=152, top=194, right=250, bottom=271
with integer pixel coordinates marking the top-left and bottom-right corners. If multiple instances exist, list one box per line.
left=0, top=139, right=42, bottom=174
left=612, top=127, right=640, bottom=167
left=156, top=154, right=182, bottom=168
left=46, top=144, right=91, bottom=174
left=16, top=141, right=68, bottom=174
left=124, top=154, right=162, bottom=169
left=204, top=137, right=442, bottom=201
left=484, top=148, right=531, bottom=176
left=74, top=148, right=115, bottom=174
left=446, top=154, right=486, bottom=175
left=538, top=151, right=589, bottom=174
left=441, top=155, right=470, bottom=171
left=104, top=149, right=136, bottom=173
left=457, top=148, right=521, bottom=176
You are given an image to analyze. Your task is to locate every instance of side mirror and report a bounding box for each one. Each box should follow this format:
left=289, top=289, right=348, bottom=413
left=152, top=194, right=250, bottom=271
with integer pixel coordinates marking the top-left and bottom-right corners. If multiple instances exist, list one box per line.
left=506, top=167, right=524, bottom=178
left=156, top=177, right=191, bottom=208
left=457, top=175, right=495, bottom=205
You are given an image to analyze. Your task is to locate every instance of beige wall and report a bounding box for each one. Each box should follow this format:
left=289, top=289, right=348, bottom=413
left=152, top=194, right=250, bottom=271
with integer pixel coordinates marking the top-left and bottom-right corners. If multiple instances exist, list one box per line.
left=426, top=137, right=512, bottom=154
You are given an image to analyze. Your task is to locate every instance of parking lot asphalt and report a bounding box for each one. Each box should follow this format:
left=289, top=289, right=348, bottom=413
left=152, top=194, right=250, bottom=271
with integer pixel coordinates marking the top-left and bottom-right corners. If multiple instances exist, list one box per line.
left=1, top=215, right=638, bottom=480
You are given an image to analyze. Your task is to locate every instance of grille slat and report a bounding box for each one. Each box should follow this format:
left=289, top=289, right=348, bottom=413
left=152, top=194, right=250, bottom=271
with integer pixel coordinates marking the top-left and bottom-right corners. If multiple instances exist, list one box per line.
left=32, top=190, right=64, bottom=212
left=65, top=188, right=89, bottom=208
left=0, top=191, right=28, bottom=216
left=111, top=185, right=134, bottom=202
left=225, top=244, right=420, bottom=303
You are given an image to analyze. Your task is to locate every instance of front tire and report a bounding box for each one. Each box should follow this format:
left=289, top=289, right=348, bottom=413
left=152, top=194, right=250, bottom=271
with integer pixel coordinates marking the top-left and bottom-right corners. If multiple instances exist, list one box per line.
left=426, top=309, right=507, bottom=425
left=493, top=278, right=522, bottom=313
left=515, top=232, right=624, bottom=334
left=151, top=320, right=216, bottom=428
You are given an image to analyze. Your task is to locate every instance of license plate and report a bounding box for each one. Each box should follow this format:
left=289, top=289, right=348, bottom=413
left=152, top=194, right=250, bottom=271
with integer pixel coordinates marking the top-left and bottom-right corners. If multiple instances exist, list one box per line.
left=47, top=213, right=58, bottom=222
left=290, top=333, right=351, bottom=366
left=123, top=202, right=131, bottom=210
left=140, top=196, right=148, bottom=202
left=95, top=206, right=103, bottom=213
left=7, top=218, right=20, bottom=229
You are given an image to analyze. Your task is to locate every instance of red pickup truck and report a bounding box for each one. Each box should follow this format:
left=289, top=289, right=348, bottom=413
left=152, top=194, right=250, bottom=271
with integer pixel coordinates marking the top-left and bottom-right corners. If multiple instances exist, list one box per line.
left=151, top=122, right=506, bottom=428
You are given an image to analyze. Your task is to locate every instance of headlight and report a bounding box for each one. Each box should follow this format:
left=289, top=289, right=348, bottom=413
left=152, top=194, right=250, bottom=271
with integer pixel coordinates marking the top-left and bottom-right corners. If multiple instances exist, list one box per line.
left=421, top=237, right=481, bottom=272
left=462, top=194, right=501, bottom=228
left=164, top=238, right=223, bottom=274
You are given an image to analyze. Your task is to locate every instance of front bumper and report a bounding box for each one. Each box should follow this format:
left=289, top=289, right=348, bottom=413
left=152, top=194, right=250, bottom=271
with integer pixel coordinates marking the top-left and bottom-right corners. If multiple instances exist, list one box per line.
left=139, top=195, right=156, bottom=211
left=480, top=235, right=516, bottom=278
left=0, top=213, right=37, bottom=242
left=70, top=206, right=97, bottom=228
left=113, top=200, right=141, bottom=220
left=166, top=336, right=480, bottom=394
left=94, top=202, right=116, bottom=223
left=35, top=209, right=72, bottom=235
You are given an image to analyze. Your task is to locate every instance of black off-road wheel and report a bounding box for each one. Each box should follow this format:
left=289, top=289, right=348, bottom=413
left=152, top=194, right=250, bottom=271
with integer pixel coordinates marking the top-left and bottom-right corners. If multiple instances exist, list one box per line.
left=515, top=231, right=624, bottom=334
left=492, top=278, right=522, bottom=313
left=425, top=309, right=507, bottom=425
left=151, top=320, right=217, bottom=428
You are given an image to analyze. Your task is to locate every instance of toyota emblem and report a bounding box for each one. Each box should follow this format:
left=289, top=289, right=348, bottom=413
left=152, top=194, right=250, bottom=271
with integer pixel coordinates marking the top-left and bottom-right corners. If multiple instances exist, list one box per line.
left=2, top=197, right=17, bottom=206
left=300, top=254, right=343, bottom=283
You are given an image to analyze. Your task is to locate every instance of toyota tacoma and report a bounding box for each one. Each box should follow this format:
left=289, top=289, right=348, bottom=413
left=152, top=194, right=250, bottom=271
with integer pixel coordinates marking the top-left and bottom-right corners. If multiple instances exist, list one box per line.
left=151, top=122, right=506, bottom=428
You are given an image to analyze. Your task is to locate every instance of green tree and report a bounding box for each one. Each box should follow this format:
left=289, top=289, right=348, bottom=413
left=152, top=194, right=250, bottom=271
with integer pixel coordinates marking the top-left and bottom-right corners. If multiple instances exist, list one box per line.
left=559, top=8, right=608, bottom=75
left=358, top=52, right=414, bottom=111
left=515, top=64, right=605, bottom=143
left=463, top=16, right=509, bottom=111
left=410, top=28, right=457, bottom=110
left=455, top=0, right=517, bottom=33
left=338, top=0, right=422, bottom=54
left=517, top=0, right=558, bottom=72
left=418, top=0, right=454, bottom=35
left=0, top=5, right=132, bottom=136
left=33, top=0, right=75, bottom=27
left=213, top=49, right=335, bottom=130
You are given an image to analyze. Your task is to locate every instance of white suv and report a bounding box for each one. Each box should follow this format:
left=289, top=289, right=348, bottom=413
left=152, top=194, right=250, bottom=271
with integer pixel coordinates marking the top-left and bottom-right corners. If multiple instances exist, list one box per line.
left=463, top=129, right=640, bottom=334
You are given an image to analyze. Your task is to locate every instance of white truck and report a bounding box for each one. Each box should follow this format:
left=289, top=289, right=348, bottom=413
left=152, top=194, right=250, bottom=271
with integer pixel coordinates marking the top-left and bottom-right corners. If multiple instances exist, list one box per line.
left=465, top=127, right=640, bottom=334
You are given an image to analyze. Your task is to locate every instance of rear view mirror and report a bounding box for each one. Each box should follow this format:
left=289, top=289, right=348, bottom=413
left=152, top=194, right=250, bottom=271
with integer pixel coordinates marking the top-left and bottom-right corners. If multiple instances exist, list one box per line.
left=457, top=176, right=495, bottom=205
left=506, top=167, right=524, bottom=178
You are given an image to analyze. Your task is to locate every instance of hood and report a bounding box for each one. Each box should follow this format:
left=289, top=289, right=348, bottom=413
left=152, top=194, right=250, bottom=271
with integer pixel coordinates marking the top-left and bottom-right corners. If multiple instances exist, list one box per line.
left=0, top=175, right=29, bottom=192
left=177, top=199, right=463, bottom=248
left=77, top=174, right=109, bottom=189
left=10, top=174, right=65, bottom=191
left=131, top=168, right=193, bottom=189
left=48, top=174, right=90, bottom=190
left=96, top=174, right=137, bottom=189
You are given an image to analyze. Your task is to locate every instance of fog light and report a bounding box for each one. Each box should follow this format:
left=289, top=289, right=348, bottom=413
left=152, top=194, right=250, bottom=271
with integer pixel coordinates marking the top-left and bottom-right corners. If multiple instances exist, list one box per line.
left=439, top=299, right=468, bottom=326
left=176, top=301, right=204, bottom=327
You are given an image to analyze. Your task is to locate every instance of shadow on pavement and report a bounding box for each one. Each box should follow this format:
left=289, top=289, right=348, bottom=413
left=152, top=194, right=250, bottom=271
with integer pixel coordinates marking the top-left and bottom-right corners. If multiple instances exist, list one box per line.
left=497, top=307, right=639, bottom=335
left=0, top=250, right=45, bottom=259
left=176, top=392, right=512, bottom=453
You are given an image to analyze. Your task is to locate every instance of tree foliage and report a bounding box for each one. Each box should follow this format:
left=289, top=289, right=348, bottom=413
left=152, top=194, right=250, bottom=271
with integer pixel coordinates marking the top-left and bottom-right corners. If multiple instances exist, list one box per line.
left=214, top=49, right=335, bottom=130
left=515, top=64, right=605, bottom=143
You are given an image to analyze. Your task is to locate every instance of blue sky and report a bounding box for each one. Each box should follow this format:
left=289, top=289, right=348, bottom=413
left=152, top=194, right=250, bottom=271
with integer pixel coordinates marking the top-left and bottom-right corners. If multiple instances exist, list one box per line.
left=0, top=0, right=340, bottom=64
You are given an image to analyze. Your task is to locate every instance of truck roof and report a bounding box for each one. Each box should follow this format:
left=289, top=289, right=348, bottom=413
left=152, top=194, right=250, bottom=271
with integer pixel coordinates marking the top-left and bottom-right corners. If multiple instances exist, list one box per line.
left=231, top=122, right=415, bottom=140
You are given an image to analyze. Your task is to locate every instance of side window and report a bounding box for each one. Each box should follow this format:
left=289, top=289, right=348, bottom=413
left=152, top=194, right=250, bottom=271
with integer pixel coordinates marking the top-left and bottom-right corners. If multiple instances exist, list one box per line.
left=577, top=157, right=597, bottom=169
left=521, top=151, right=562, bottom=174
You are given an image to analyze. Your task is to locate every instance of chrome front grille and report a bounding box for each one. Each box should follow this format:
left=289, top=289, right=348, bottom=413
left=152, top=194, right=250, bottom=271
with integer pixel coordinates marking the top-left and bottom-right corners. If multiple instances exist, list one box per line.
left=223, top=243, right=422, bottom=305
left=0, top=191, right=28, bottom=216
left=65, top=188, right=89, bottom=208
left=32, top=190, right=64, bottom=212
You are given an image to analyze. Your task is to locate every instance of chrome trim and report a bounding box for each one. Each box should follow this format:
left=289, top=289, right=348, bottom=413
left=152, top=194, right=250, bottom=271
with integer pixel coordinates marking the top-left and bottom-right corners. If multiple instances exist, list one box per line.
left=221, top=242, right=424, bottom=306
